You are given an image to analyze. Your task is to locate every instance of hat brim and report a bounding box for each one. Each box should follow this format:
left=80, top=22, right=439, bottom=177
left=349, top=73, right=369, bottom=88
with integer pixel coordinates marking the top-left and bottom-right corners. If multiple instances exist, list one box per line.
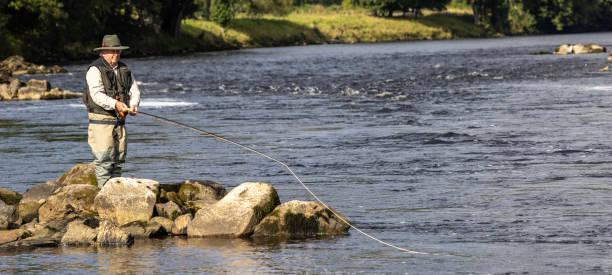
left=93, top=46, right=130, bottom=52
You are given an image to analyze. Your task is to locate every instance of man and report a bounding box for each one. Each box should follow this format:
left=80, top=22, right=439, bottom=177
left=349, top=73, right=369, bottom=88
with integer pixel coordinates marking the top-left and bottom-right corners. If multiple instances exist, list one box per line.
left=83, top=34, right=140, bottom=187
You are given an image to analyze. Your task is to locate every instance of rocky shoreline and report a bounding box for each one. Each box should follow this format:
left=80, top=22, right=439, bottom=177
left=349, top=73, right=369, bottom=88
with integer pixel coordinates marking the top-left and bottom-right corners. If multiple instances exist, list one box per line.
left=0, top=164, right=350, bottom=249
left=0, top=56, right=81, bottom=101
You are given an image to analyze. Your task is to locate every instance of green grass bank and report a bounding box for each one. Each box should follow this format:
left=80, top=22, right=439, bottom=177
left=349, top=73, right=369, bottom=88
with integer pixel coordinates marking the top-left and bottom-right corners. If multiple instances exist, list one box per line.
left=178, top=6, right=488, bottom=52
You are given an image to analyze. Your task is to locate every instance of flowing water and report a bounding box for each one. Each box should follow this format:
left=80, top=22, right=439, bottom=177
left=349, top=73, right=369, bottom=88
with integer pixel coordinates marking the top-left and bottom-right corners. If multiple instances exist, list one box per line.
left=3, top=32, right=612, bottom=274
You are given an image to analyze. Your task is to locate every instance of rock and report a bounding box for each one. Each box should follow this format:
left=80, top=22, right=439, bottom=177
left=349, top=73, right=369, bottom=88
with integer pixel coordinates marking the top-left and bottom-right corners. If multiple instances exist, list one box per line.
left=187, top=182, right=280, bottom=238
left=15, top=86, right=80, bottom=101
left=0, top=199, right=18, bottom=229
left=56, top=163, right=97, bottom=186
left=252, top=200, right=351, bottom=239
left=37, top=184, right=99, bottom=228
left=0, top=67, right=11, bottom=83
left=150, top=217, right=173, bottom=233
left=26, top=79, right=50, bottom=90
left=61, top=219, right=98, bottom=245
left=18, top=181, right=63, bottom=223
left=120, top=220, right=166, bottom=238
left=96, top=220, right=133, bottom=246
left=177, top=179, right=227, bottom=203
left=573, top=43, right=606, bottom=54
left=0, top=229, right=28, bottom=245
left=154, top=201, right=183, bottom=220
left=0, top=84, right=9, bottom=99
left=0, top=188, right=22, bottom=205
left=0, top=55, right=67, bottom=75
left=184, top=199, right=216, bottom=212
left=20, top=226, right=63, bottom=246
left=554, top=43, right=572, bottom=55
left=554, top=43, right=606, bottom=55
left=171, top=213, right=192, bottom=235
left=94, top=177, right=159, bottom=226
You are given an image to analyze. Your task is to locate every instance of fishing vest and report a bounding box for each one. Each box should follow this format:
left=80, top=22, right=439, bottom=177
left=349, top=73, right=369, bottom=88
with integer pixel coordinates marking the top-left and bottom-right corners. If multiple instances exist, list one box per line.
left=83, top=57, right=132, bottom=119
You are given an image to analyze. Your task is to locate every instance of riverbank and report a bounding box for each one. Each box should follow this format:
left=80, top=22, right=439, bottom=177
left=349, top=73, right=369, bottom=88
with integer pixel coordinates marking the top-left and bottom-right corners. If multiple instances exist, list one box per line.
left=179, top=6, right=488, bottom=50
left=17, top=6, right=489, bottom=63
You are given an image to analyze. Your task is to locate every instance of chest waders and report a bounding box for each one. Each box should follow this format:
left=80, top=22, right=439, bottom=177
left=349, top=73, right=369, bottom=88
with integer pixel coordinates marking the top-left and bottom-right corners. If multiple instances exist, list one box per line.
left=84, top=57, right=133, bottom=187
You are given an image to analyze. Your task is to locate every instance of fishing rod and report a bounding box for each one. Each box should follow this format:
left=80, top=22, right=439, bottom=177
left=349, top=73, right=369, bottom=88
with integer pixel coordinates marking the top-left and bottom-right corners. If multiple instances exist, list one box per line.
left=135, top=110, right=427, bottom=255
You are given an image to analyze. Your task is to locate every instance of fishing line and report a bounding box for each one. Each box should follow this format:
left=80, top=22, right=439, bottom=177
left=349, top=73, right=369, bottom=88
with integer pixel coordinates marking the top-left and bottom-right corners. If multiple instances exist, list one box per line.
left=137, top=111, right=427, bottom=255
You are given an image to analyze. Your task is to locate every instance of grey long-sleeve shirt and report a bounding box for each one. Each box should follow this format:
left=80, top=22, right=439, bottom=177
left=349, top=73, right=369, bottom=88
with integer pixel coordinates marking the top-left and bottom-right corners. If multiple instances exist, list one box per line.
left=86, top=66, right=141, bottom=110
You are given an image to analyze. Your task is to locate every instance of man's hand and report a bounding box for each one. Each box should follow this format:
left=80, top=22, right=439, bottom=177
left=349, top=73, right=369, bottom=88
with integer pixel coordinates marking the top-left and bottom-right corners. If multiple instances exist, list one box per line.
left=115, top=101, right=129, bottom=113
left=129, top=105, right=138, bottom=116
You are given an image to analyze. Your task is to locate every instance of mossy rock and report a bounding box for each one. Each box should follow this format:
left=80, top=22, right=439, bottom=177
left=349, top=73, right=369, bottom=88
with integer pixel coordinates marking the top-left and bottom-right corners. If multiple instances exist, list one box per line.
left=252, top=200, right=350, bottom=239
left=177, top=179, right=227, bottom=203
left=56, top=163, right=97, bottom=186
left=0, top=189, right=22, bottom=205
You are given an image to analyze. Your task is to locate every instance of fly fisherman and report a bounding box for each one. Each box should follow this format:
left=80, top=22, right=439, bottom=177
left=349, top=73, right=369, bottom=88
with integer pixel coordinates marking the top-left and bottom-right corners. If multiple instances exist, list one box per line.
left=83, top=34, right=140, bottom=187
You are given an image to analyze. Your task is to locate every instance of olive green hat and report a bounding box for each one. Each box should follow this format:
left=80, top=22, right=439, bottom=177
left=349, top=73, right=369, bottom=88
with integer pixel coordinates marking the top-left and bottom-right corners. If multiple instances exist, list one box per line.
left=93, top=34, right=130, bottom=52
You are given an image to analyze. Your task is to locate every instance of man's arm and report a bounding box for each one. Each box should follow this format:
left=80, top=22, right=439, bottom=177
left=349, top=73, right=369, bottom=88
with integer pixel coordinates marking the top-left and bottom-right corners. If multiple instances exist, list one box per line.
left=128, top=72, right=141, bottom=115
left=86, top=66, right=118, bottom=111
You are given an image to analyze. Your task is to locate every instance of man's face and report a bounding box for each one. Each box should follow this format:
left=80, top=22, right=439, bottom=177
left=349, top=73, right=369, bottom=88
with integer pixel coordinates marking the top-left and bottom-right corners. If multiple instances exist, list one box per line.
left=101, top=50, right=121, bottom=67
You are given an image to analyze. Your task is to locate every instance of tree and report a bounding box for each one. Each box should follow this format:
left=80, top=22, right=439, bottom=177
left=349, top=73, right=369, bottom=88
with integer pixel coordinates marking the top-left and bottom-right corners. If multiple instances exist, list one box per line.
left=210, top=0, right=234, bottom=26
left=160, top=0, right=198, bottom=38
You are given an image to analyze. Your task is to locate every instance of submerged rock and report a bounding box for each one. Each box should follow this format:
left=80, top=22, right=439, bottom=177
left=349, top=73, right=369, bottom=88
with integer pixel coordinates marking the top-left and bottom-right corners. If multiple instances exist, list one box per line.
left=94, top=178, right=159, bottom=226
left=38, top=184, right=99, bottom=228
left=18, top=181, right=63, bottom=223
left=56, top=164, right=97, bottom=186
left=187, top=182, right=280, bottom=238
left=252, top=200, right=350, bottom=239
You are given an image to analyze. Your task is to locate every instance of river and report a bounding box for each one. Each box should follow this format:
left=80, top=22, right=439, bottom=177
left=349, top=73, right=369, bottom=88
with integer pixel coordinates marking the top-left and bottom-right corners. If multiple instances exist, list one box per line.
left=2, top=32, right=612, bottom=274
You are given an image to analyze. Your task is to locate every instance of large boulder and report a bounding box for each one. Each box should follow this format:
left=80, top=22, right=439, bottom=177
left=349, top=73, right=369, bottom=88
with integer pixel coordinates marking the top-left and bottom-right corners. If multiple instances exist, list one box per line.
left=56, top=163, right=97, bottom=186
left=0, top=199, right=18, bottom=229
left=96, top=220, right=133, bottom=246
left=18, top=181, right=64, bottom=223
left=37, top=184, right=99, bottom=228
left=94, top=178, right=159, bottom=226
left=187, top=182, right=280, bottom=238
left=252, top=200, right=351, bottom=239
left=0, top=188, right=22, bottom=205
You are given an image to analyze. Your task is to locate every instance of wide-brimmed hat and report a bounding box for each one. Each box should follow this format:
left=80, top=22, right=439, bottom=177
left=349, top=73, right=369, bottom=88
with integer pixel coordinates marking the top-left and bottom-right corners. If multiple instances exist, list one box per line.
left=93, top=34, right=130, bottom=52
